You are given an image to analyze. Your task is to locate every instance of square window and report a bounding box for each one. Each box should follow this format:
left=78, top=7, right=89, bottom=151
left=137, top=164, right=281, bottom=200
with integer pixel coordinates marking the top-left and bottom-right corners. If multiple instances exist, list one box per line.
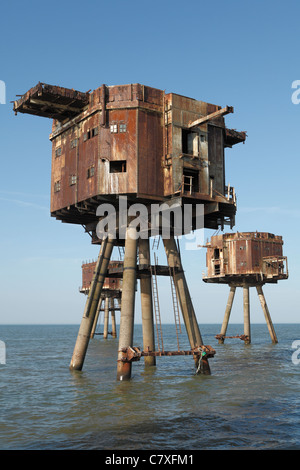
left=71, top=138, right=78, bottom=148
left=69, top=175, right=77, bottom=186
left=119, top=123, right=127, bottom=133
left=110, top=124, right=118, bottom=133
left=92, top=127, right=98, bottom=137
left=55, top=147, right=62, bottom=157
left=109, top=160, right=126, bottom=173
left=84, top=130, right=91, bottom=141
left=54, top=181, right=61, bottom=192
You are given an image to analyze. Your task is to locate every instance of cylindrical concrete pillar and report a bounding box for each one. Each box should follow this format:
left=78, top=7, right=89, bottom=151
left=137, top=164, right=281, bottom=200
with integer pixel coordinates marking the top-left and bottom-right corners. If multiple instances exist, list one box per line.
left=116, top=227, right=138, bottom=381
left=219, top=285, right=236, bottom=344
left=243, top=285, right=251, bottom=344
left=139, top=238, right=156, bottom=367
left=111, top=298, right=117, bottom=338
left=90, top=298, right=102, bottom=339
left=163, top=237, right=210, bottom=374
left=103, top=296, right=109, bottom=339
left=69, top=237, right=114, bottom=371
left=256, top=285, right=278, bottom=343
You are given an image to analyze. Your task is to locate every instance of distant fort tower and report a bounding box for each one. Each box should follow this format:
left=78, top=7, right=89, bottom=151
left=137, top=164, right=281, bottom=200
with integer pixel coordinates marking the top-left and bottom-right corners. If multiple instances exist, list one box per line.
left=203, top=232, right=288, bottom=344
left=13, top=82, right=246, bottom=379
left=80, top=260, right=123, bottom=339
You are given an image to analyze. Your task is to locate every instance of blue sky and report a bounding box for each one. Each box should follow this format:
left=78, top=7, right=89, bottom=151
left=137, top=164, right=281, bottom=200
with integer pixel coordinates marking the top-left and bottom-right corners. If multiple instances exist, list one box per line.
left=0, top=0, right=299, bottom=325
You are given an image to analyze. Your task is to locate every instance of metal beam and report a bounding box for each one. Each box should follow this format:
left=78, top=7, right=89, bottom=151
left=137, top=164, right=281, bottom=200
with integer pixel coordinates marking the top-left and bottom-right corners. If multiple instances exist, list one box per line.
left=188, top=106, right=234, bottom=129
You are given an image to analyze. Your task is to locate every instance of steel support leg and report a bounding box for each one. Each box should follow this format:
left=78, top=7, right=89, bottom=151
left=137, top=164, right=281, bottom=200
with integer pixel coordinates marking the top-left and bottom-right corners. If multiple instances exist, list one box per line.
left=163, top=236, right=210, bottom=374
left=90, top=298, right=102, bottom=339
left=116, top=227, right=138, bottom=381
left=103, top=296, right=109, bottom=339
left=69, top=237, right=114, bottom=371
left=256, top=285, right=278, bottom=343
left=218, top=286, right=236, bottom=344
left=139, top=238, right=156, bottom=367
left=243, top=285, right=251, bottom=344
left=111, top=298, right=117, bottom=338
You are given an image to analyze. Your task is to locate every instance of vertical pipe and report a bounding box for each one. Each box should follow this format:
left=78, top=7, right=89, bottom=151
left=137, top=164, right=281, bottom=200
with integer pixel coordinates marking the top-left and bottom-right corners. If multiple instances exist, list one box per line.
left=69, top=238, right=114, bottom=371
left=116, top=228, right=138, bottom=381
left=218, top=285, right=236, bottom=344
left=103, top=296, right=109, bottom=339
left=90, top=298, right=102, bottom=339
left=163, top=237, right=210, bottom=374
left=243, top=285, right=251, bottom=344
left=111, top=298, right=117, bottom=338
left=256, top=285, right=278, bottom=343
left=139, top=238, right=156, bottom=367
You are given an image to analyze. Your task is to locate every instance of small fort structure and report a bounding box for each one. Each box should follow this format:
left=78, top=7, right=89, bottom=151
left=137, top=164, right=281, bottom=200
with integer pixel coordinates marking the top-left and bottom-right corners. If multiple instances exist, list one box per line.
left=203, top=232, right=288, bottom=344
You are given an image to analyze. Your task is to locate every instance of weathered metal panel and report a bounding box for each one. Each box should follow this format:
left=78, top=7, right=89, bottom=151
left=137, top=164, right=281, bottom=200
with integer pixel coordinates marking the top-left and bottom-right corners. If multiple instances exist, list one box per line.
left=137, top=109, right=164, bottom=198
left=105, top=108, right=137, bottom=195
left=208, top=124, right=225, bottom=195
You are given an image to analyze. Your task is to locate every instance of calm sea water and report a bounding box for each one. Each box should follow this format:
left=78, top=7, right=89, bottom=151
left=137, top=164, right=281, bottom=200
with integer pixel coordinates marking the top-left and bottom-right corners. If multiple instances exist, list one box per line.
left=0, top=323, right=299, bottom=450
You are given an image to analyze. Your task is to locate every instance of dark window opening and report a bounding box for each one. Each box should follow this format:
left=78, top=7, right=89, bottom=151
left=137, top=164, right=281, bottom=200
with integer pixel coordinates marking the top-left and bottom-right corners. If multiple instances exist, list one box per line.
left=214, top=264, right=221, bottom=275
left=214, top=248, right=220, bottom=259
left=55, top=147, right=62, bottom=157
left=182, top=129, right=198, bottom=155
left=182, top=169, right=199, bottom=193
left=84, top=127, right=98, bottom=141
left=109, top=160, right=127, bottom=173
left=182, top=129, right=189, bottom=154
left=87, top=166, right=95, bottom=178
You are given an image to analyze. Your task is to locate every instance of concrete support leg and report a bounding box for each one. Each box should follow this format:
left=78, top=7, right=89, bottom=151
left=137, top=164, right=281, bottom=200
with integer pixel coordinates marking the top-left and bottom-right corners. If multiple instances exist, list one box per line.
left=256, top=285, right=278, bottom=343
left=103, top=296, right=109, bottom=339
left=90, top=298, right=102, bottom=339
left=69, top=237, right=114, bottom=371
left=139, top=238, right=156, bottom=367
left=116, top=228, right=138, bottom=381
left=111, top=298, right=117, bottom=338
left=243, top=285, right=251, bottom=344
left=163, top=237, right=210, bottom=374
left=219, top=286, right=236, bottom=344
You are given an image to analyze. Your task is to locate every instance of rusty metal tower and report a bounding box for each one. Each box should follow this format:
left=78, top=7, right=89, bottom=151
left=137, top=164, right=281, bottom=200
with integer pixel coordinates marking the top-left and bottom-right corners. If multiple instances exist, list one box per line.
left=80, top=260, right=123, bottom=339
left=13, top=82, right=246, bottom=379
left=203, top=232, right=288, bottom=344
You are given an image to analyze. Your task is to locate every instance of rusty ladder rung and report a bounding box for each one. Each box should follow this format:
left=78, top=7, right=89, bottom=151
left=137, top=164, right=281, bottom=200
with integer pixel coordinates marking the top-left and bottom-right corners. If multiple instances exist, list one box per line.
left=169, top=266, right=181, bottom=350
left=151, top=253, right=164, bottom=352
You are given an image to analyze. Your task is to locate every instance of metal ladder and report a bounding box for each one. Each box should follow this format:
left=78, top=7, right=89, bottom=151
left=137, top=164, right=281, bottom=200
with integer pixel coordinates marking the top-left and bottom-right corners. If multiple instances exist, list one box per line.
left=150, top=253, right=164, bottom=352
left=169, top=266, right=182, bottom=350
left=152, top=235, right=160, bottom=250
left=118, top=246, right=125, bottom=260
